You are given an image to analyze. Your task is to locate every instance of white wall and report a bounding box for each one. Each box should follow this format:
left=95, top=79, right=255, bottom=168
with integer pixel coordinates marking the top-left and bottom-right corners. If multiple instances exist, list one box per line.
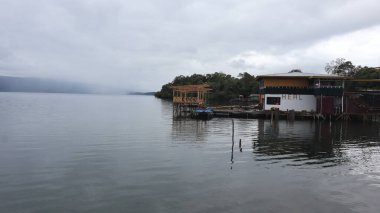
left=264, top=94, right=316, bottom=112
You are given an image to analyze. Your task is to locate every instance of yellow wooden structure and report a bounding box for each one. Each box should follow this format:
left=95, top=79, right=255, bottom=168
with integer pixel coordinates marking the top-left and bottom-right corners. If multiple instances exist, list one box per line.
left=171, top=84, right=211, bottom=116
left=171, top=84, right=211, bottom=106
left=263, top=78, right=309, bottom=88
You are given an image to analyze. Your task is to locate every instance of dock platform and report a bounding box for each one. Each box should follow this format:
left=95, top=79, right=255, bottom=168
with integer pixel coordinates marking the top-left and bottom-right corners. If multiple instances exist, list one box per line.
left=212, top=107, right=380, bottom=121
left=213, top=109, right=266, bottom=118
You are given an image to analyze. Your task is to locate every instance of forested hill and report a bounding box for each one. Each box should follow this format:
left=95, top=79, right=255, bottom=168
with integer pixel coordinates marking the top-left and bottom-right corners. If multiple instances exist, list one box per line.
left=155, top=62, right=380, bottom=103
left=154, top=72, right=259, bottom=103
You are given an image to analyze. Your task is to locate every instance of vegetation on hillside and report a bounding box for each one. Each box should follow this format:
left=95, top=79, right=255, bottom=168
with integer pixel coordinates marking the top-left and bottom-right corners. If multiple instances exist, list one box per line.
left=325, top=58, right=380, bottom=89
left=155, top=58, right=379, bottom=103
left=154, top=72, right=259, bottom=103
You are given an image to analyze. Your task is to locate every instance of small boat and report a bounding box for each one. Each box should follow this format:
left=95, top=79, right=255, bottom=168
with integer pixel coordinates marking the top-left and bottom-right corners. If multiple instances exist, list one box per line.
left=191, top=108, right=214, bottom=120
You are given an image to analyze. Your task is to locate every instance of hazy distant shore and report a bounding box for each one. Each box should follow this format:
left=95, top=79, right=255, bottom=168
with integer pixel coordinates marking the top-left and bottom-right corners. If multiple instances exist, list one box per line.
left=0, top=76, right=140, bottom=95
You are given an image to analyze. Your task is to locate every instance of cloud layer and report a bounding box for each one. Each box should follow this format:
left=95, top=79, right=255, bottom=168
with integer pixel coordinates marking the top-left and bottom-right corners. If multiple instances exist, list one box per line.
left=1, top=0, right=380, bottom=91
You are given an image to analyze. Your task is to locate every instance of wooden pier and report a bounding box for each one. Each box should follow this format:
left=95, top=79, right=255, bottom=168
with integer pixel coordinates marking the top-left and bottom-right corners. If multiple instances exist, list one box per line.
left=169, top=83, right=379, bottom=122
left=212, top=107, right=380, bottom=122
left=213, top=109, right=265, bottom=118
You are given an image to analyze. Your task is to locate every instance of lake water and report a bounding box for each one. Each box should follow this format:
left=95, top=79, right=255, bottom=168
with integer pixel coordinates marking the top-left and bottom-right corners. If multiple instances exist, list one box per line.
left=0, top=92, right=380, bottom=213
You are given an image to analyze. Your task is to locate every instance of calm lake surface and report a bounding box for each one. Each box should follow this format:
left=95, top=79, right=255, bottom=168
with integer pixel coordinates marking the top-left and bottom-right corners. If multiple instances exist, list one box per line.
left=0, top=92, right=380, bottom=213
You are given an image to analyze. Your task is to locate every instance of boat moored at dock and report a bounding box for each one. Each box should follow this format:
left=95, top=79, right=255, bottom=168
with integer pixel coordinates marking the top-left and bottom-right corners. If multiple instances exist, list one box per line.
left=191, top=108, right=214, bottom=120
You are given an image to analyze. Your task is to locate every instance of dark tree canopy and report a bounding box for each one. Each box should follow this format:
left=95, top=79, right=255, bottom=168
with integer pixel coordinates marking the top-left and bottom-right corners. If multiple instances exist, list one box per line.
left=354, top=66, right=380, bottom=79
left=289, top=69, right=302, bottom=73
left=155, top=72, right=259, bottom=104
left=325, top=58, right=380, bottom=89
left=325, top=58, right=356, bottom=76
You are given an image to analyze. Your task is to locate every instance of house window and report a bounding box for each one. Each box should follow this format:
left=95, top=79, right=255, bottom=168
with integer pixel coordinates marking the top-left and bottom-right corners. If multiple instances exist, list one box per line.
left=266, top=97, right=281, bottom=105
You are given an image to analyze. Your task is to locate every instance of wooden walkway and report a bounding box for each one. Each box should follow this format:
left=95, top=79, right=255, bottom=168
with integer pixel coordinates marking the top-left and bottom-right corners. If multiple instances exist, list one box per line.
left=212, top=108, right=380, bottom=121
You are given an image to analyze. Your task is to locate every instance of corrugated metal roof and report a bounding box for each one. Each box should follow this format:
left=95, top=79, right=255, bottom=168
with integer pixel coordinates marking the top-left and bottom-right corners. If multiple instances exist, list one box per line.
left=256, top=72, right=349, bottom=79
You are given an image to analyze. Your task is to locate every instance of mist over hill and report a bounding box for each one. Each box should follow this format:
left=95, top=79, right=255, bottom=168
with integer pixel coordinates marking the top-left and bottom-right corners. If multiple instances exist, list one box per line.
left=127, top=92, right=155, bottom=96
left=0, top=76, right=127, bottom=94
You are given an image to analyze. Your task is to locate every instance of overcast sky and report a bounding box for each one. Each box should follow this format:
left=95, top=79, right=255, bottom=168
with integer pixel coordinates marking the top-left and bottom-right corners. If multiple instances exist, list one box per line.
left=1, top=0, right=380, bottom=91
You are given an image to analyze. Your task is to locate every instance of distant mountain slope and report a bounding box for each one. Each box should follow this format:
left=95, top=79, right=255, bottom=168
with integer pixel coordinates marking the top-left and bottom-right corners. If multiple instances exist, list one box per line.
left=0, top=76, right=95, bottom=94
left=128, top=92, right=155, bottom=95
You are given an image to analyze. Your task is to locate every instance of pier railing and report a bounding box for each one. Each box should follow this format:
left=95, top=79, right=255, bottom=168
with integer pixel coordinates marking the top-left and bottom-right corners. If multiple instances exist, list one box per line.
left=259, top=87, right=343, bottom=96
left=173, top=97, right=205, bottom=105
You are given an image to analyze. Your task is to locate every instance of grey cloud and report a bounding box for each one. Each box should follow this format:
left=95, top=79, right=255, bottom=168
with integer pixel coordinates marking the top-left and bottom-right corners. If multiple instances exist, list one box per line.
left=0, top=0, right=380, bottom=91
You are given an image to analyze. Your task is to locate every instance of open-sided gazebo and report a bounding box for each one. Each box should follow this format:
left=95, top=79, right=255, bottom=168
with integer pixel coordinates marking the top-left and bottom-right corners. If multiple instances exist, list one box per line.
left=171, top=84, right=211, bottom=116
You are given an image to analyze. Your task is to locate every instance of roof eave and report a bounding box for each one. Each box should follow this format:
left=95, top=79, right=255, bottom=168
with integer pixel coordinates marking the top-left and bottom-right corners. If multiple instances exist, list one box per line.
left=256, top=75, right=351, bottom=80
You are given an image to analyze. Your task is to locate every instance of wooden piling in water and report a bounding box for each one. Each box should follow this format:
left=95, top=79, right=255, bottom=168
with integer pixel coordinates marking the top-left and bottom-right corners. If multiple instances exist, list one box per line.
left=288, top=110, right=295, bottom=121
left=274, top=108, right=280, bottom=121
left=232, top=119, right=234, bottom=139
left=270, top=110, right=274, bottom=124
left=231, top=119, right=235, bottom=163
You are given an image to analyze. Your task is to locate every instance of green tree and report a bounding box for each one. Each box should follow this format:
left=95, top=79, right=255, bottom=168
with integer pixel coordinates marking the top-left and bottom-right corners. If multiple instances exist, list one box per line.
left=154, top=82, right=173, bottom=99
left=354, top=66, right=380, bottom=79
left=325, top=58, right=357, bottom=76
left=237, top=72, right=259, bottom=97
left=353, top=66, right=380, bottom=90
left=155, top=72, right=260, bottom=104
left=289, top=69, right=302, bottom=73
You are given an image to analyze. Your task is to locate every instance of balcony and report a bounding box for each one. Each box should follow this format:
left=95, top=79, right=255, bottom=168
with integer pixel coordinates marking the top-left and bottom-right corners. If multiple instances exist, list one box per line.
left=259, top=86, right=343, bottom=96
left=173, top=96, right=205, bottom=105
left=314, top=87, right=343, bottom=96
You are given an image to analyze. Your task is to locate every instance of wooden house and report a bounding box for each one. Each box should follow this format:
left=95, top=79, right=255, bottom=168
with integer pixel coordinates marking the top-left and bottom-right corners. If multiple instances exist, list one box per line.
left=257, top=72, right=348, bottom=114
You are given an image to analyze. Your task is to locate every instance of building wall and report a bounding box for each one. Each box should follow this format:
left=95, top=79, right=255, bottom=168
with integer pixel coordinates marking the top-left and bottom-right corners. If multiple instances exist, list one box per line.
left=264, top=94, right=316, bottom=111
left=264, top=78, right=309, bottom=88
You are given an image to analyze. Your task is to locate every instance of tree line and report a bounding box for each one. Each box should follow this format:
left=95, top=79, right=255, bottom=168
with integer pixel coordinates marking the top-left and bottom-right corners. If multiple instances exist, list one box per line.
left=325, top=58, right=380, bottom=78
left=154, top=72, right=259, bottom=103
left=325, top=58, right=380, bottom=90
left=155, top=58, right=380, bottom=102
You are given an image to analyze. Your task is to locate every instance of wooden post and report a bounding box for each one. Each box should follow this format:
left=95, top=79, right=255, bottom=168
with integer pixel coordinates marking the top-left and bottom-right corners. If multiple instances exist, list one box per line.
left=320, top=94, right=323, bottom=115
left=288, top=110, right=295, bottom=121
left=274, top=108, right=280, bottom=121
left=342, top=80, right=345, bottom=114
left=232, top=119, right=235, bottom=140
left=270, top=109, right=274, bottom=125
left=231, top=119, right=235, bottom=164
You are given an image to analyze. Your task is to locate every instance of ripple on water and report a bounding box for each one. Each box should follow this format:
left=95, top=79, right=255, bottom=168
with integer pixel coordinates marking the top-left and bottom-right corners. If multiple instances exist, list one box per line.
left=1, top=93, right=380, bottom=212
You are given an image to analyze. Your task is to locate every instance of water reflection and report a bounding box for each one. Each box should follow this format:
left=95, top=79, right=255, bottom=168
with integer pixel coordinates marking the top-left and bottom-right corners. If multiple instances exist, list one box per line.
left=253, top=120, right=380, bottom=168
left=169, top=112, right=380, bottom=169
left=171, top=118, right=210, bottom=143
left=2, top=93, right=380, bottom=212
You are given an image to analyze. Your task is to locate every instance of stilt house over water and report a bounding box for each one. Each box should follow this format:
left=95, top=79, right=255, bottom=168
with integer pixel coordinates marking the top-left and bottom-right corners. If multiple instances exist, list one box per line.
left=170, top=84, right=212, bottom=116
left=257, top=72, right=348, bottom=115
